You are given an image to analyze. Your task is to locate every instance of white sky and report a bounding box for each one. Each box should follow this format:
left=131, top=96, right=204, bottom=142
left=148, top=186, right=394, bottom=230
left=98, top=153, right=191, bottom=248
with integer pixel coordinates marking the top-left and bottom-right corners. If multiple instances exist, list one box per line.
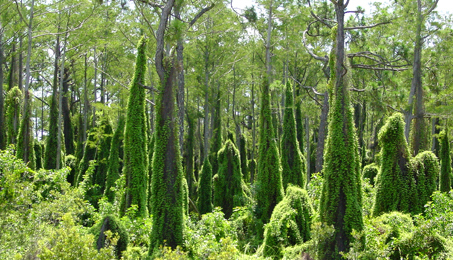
left=231, top=0, right=452, bottom=15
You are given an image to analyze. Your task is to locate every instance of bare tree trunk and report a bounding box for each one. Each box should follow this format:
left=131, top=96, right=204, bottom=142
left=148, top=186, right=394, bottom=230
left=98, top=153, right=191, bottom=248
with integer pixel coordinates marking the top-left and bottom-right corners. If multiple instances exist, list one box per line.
left=203, top=46, right=210, bottom=161
left=175, top=4, right=185, bottom=156
left=92, top=47, right=97, bottom=126
left=56, top=46, right=65, bottom=170
left=265, top=0, right=273, bottom=80
left=19, top=36, right=23, bottom=90
left=22, top=0, right=35, bottom=164
left=83, top=54, right=88, bottom=143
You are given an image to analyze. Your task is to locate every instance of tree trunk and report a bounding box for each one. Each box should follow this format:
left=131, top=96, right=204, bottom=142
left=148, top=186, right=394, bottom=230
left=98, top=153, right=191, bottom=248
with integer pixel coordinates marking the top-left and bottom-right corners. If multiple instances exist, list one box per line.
left=62, top=67, right=74, bottom=155
left=265, top=0, right=273, bottom=79
left=175, top=4, right=185, bottom=156
left=19, top=36, right=23, bottom=90
left=22, top=0, right=35, bottom=164
left=0, top=23, right=6, bottom=149
left=92, top=47, right=97, bottom=126
left=203, top=46, right=210, bottom=161
left=315, top=92, right=328, bottom=173
left=57, top=44, right=66, bottom=170
left=305, top=117, right=310, bottom=183
left=83, top=54, right=88, bottom=143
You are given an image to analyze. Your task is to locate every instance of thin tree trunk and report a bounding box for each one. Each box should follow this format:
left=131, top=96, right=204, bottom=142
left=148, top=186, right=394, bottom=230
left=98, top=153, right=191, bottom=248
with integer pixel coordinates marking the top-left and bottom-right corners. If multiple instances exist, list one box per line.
left=175, top=4, right=185, bottom=156
left=22, top=0, right=35, bottom=163
left=203, top=46, right=210, bottom=161
left=57, top=43, right=66, bottom=170
left=19, top=36, right=23, bottom=90
left=83, top=54, right=88, bottom=143
left=0, top=23, right=5, bottom=149
left=265, top=0, right=273, bottom=79
left=305, top=117, right=310, bottom=184
left=315, top=92, right=328, bottom=173
left=92, top=47, right=97, bottom=126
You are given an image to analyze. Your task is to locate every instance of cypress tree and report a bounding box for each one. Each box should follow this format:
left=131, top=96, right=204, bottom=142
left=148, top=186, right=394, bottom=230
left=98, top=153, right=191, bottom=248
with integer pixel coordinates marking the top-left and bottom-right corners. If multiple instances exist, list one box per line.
left=255, top=77, right=284, bottom=225
left=373, top=113, right=414, bottom=216
left=34, top=140, right=43, bottom=169
left=147, top=133, right=154, bottom=213
left=149, top=49, right=185, bottom=251
left=214, top=139, right=246, bottom=219
left=121, top=37, right=148, bottom=218
left=439, top=130, right=451, bottom=192
left=16, top=91, right=35, bottom=170
left=262, top=185, right=313, bottom=259
left=281, top=81, right=306, bottom=189
left=185, top=110, right=196, bottom=199
left=411, top=151, right=439, bottom=214
left=210, top=90, right=222, bottom=178
left=198, top=157, right=213, bottom=215
left=75, top=130, right=97, bottom=185
left=93, top=116, right=113, bottom=195
left=43, top=88, right=59, bottom=169
left=238, top=133, right=249, bottom=183
left=5, top=87, right=22, bottom=146
left=318, top=29, right=363, bottom=258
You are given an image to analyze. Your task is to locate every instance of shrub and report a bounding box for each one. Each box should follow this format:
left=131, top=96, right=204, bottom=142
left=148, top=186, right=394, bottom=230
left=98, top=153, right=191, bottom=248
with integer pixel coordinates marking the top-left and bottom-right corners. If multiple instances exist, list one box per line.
left=261, top=185, right=313, bottom=259
left=197, top=158, right=213, bottom=215
left=439, top=130, right=452, bottom=192
left=91, top=215, right=129, bottom=259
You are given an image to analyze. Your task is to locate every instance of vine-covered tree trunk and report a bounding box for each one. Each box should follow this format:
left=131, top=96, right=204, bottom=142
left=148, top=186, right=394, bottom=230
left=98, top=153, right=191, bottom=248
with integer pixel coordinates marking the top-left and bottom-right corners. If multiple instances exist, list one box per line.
left=62, top=67, right=74, bottom=155
left=0, top=25, right=6, bottom=150
left=439, top=130, right=451, bottom=192
left=281, top=82, right=306, bottom=189
left=149, top=0, right=185, bottom=252
left=121, top=37, right=148, bottom=218
left=318, top=2, right=363, bottom=257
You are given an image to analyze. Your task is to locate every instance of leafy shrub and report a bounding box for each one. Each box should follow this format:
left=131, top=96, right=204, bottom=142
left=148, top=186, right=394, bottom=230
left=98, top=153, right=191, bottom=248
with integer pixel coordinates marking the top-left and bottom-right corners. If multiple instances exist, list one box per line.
left=261, top=185, right=313, bottom=259
left=91, top=215, right=129, bottom=258
left=362, top=163, right=379, bottom=186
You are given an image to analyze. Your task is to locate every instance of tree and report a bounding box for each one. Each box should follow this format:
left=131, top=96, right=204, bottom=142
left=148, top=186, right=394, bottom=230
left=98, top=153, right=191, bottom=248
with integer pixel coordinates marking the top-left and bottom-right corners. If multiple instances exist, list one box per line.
left=439, top=130, right=451, bottom=192
left=120, top=37, right=148, bottom=218
left=214, top=139, right=246, bottom=219
left=373, top=113, right=414, bottom=216
left=16, top=91, right=35, bottom=169
left=411, top=151, right=439, bottom=214
left=197, top=157, right=213, bottom=215
left=255, top=76, right=284, bottom=226
left=318, top=10, right=363, bottom=257
left=281, top=81, right=306, bottom=189
left=5, top=87, right=21, bottom=146
left=104, top=115, right=125, bottom=203
left=149, top=0, right=184, bottom=252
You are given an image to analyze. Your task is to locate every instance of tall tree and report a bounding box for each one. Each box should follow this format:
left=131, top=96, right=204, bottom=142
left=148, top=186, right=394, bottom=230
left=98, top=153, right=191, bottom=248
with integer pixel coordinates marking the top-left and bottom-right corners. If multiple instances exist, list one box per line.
left=120, top=37, right=148, bottom=218
left=105, top=115, right=125, bottom=203
left=439, top=130, right=451, bottom=192
left=318, top=1, right=363, bottom=257
left=149, top=0, right=184, bottom=252
left=0, top=21, right=6, bottom=150
left=281, top=81, right=306, bottom=189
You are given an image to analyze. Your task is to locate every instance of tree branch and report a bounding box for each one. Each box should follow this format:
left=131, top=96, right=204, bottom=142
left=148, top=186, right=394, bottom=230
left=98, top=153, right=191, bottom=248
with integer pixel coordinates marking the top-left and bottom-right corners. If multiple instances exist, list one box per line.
left=189, top=4, right=215, bottom=27
left=138, top=82, right=159, bottom=93
left=134, top=0, right=163, bottom=9
left=303, top=26, right=328, bottom=63
left=345, top=21, right=391, bottom=30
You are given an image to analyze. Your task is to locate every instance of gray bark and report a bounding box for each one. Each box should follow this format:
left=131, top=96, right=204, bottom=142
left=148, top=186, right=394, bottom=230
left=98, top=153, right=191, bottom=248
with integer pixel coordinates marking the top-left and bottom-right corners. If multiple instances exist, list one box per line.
left=0, top=23, right=5, bottom=149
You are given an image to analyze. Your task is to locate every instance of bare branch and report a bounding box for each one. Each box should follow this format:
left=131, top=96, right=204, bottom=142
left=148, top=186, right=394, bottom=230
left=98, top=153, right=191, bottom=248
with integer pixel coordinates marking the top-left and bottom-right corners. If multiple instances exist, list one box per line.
left=349, top=87, right=365, bottom=92
left=345, top=21, right=391, bottom=30
left=350, top=64, right=409, bottom=71
left=134, top=0, right=157, bottom=40
left=423, top=0, right=439, bottom=18
left=134, top=0, right=163, bottom=9
left=303, top=28, right=328, bottom=62
left=13, top=0, right=29, bottom=28
left=189, top=4, right=215, bottom=27
left=138, top=82, right=159, bottom=93
left=34, top=95, right=49, bottom=106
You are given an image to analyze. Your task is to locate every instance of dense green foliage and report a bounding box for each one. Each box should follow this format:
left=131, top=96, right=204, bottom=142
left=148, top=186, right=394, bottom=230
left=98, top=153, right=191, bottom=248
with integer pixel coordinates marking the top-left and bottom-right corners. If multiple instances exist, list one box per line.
left=16, top=94, right=35, bottom=170
left=198, top=157, right=213, bottom=215
left=362, top=163, right=379, bottom=186
left=121, top=37, right=148, bottom=218
left=281, top=82, right=306, bottom=189
left=214, top=139, right=246, bottom=219
left=93, top=116, right=113, bottom=198
left=75, top=130, right=98, bottom=185
left=5, top=87, right=21, bottom=146
left=105, top=115, right=125, bottom=203
left=91, top=215, right=129, bottom=259
left=184, top=111, right=196, bottom=200
left=210, top=90, right=223, bottom=179
left=319, top=44, right=363, bottom=258
left=373, top=113, right=414, bottom=216
left=261, top=185, right=313, bottom=259
left=238, top=133, right=249, bottom=183
left=34, top=140, right=43, bottom=170
left=43, top=89, right=59, bottom=170
left=255, top=77, right=284, bottom=226
left=411, top=151, right=439, bottom=214
left=439, top=130, right=452, bottom=192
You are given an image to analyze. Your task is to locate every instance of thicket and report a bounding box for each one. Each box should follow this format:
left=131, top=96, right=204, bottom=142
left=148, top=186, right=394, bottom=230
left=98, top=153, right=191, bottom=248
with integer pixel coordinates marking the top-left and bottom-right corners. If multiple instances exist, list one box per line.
left=121, top=37, right=148, bottom=218
left=91, top=215, right=129, bottom=259
left=281, top=81, right=306, bottom=189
